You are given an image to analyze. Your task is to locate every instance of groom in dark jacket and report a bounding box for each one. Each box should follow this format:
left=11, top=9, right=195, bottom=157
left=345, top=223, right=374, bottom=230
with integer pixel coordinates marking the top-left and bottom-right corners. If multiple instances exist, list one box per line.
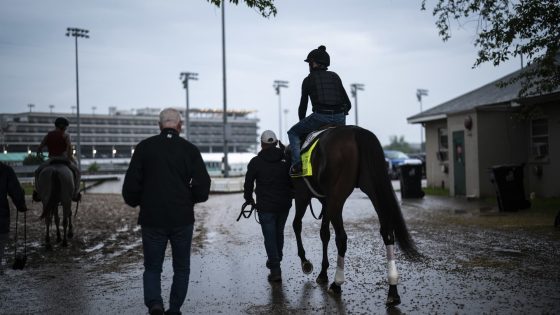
left=122, top=108, right=211, bottom=315
left=244, top=130, right=292, bottom=282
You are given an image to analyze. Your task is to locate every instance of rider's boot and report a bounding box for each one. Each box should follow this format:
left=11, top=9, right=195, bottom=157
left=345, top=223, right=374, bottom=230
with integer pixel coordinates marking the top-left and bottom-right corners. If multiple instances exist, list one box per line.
left=289, top=163, right=303, bottom=177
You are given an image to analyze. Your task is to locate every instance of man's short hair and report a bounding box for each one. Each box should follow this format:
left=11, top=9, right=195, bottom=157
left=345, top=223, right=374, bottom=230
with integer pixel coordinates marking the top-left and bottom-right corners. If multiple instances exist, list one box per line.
left=159, top=108, right=183, bottom=128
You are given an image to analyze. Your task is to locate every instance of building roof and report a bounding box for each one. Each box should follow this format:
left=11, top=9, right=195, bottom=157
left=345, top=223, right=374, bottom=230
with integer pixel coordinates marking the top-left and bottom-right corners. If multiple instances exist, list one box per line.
left=407, top=64, right=560, bottom=124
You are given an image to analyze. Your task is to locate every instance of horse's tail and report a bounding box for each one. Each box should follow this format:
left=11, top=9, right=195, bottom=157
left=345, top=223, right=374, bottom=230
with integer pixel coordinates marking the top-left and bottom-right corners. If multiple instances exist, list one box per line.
left=354, top=127, right=421, bottom=260
left=40, top=169, right=61, bottom=220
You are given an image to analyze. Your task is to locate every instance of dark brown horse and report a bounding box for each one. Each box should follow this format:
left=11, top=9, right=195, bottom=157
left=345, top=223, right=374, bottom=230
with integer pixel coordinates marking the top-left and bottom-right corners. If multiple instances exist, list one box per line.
left=288, top=125, right=420, bottom=306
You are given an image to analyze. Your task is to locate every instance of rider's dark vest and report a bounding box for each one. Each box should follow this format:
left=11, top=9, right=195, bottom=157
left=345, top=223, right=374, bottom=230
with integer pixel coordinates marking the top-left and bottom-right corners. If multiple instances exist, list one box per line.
left=307, top=70, right=347, bottom=112
left=45, top=129, right=67, bottom=157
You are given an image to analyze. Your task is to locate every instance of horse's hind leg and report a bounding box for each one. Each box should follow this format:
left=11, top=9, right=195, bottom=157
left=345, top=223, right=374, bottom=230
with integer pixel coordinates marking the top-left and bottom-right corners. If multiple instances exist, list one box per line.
left=293, top=195, right=313, bottom=274
left=328, top=209, right=347, bottom=294
left=54, top=207, right=61, bottom=243
left=45, top=217, right=52, bottom=251
left=364, top=187, right=401, bottom=306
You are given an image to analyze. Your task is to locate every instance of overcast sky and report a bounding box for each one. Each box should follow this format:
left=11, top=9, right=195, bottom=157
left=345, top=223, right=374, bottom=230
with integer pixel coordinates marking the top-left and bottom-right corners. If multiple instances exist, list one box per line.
left=0, top=0, right=521, bottom=145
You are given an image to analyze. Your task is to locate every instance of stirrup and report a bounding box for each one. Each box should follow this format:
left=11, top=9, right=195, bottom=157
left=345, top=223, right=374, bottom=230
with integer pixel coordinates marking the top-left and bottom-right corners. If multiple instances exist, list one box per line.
left=289, top=164, right=303, bottom=177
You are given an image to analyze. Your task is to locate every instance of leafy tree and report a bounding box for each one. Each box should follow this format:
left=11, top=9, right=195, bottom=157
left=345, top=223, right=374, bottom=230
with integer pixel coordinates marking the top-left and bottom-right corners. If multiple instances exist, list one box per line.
left=22, top=154, right=44, bottom=166
left=383, top=135, right=414, bottom=153
left=88, top=162, right=100, bottom=173
left=422, top=0, right=560, bottom=96
left=206, top=0, right=277, bottom=17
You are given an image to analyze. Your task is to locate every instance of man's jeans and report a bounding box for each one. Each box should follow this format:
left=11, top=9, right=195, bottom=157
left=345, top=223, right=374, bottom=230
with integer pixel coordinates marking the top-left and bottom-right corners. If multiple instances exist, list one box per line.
left=258, top=211, right=289, bottom=270
left=287, top=112, right=345, bottom=166
left=142, top=225, right=194, bottom=313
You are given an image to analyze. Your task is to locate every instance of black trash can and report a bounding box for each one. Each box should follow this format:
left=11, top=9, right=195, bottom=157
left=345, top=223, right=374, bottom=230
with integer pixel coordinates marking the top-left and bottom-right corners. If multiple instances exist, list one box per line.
left=399, top=161, right=425, bottom=199
left=489, top=164, right=531, bottom=212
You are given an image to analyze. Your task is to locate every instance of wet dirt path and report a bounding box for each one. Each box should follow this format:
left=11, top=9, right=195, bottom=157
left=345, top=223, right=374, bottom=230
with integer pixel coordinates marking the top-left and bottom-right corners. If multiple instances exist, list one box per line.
left=1, top=191, right=559, bottom=314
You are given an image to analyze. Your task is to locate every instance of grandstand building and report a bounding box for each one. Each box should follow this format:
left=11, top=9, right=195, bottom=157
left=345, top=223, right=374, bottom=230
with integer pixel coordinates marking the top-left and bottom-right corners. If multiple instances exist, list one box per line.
left=0, top=107, right=259, bottom=158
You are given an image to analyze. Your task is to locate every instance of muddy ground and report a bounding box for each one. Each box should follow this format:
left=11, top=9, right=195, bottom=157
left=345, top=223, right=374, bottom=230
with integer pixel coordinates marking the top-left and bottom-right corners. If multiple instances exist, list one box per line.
left=1, top=190, right=559, bottom=314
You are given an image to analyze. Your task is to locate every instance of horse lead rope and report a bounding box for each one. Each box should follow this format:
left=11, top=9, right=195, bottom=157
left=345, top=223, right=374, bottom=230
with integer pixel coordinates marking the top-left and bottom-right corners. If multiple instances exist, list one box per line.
left=13, top=208, right=27, bottom=263
left=236, top=201, right=260, bottom=224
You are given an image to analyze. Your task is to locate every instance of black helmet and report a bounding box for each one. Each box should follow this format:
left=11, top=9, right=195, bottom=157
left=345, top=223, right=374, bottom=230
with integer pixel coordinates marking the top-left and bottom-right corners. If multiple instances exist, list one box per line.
left=304, top=45, right=330, bottom=66
left=54, top=117, right=70, bottom=128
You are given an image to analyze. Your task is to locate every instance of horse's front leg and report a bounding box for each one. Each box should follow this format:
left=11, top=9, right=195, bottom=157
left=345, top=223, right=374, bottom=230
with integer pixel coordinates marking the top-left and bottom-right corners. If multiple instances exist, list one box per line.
left=67, top=212, right=74, bottom=239
left=293, top=195, right=313, bottom=274
left=316, top=213, right=330, bottom=284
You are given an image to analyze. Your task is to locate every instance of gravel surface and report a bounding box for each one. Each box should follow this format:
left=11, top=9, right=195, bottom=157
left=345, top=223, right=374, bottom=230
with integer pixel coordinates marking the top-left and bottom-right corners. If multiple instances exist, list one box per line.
left=1, top=191, right=559, bottom=314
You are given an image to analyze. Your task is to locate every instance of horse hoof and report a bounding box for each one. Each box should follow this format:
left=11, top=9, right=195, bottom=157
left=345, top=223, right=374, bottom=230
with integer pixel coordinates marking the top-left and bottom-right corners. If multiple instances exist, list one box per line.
left=386, top=295, right=401, bottom=307
left=68, top=232, right=74, bottom=239
left=302, top=260, right=313, bottom=274
left=316, top=272, right=328, bottom=284
left=62, top=241, right=68, bottom=247
left=386, top=285, right=401, bottom=307
left=328, top=282, right=342, bottom=294
left=46, top=244, right=53, bottom=251
left=56, top=238, right=62, bottom=243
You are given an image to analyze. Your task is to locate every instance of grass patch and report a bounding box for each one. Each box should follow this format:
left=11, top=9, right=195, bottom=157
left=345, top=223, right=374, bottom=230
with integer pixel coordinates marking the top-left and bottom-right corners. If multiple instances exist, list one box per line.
left=423, top=186, right=449, bottom=196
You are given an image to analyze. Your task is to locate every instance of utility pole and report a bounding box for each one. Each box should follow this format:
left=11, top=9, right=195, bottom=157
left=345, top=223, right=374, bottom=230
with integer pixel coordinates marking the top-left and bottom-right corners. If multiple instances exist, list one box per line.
left=66, top=27, right=89, bottom=171
left=350, top=83, right=364, bottom=125
left=180, top=72, right=198, bottom=139
left=221, top=2, right=229, bottom=177
left=273, top=80, right=289, bottom=142
left=416, top=88, right=429, bottom=150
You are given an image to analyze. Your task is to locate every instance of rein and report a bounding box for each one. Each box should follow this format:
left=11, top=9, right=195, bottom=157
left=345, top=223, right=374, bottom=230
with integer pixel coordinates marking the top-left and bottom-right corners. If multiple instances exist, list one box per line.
left=308, top=199, right=323, bottom=220
left=236, top=201, right=260, bottom=224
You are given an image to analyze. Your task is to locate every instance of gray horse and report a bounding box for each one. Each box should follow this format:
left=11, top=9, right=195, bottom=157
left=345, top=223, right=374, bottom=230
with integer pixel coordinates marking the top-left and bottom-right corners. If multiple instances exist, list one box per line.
left=36, top=163, right=75, bottom=249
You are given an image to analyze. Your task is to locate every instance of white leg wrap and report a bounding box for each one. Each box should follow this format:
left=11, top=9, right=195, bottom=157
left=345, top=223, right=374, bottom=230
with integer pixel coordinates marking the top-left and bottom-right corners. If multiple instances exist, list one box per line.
left=334, top=255, right=345, bottom=285
left=387, top=260, right=399, bottom=285
left=386, top=245, right=399, bottom=285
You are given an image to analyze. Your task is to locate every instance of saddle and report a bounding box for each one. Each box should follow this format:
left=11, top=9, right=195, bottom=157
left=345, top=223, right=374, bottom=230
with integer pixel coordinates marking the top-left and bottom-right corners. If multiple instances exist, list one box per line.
left=299, top=126, right=337, bottom=177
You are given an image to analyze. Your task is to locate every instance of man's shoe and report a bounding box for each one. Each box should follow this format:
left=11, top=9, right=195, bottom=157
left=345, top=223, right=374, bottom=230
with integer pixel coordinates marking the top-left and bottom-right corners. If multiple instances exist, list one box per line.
left=289, top=164, right=303, bottom=177
left=32, top=190, right=41, bottom=202
left=268, top=268, right=282, bottom=282
left=72, top=192, right=81, bottom=202
left=149, top=304, right=164, bottom=315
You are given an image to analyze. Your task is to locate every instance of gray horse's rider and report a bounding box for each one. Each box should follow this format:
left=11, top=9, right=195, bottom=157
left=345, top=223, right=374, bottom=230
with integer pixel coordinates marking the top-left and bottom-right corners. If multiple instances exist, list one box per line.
left=33, top=117, right=81, bottom=202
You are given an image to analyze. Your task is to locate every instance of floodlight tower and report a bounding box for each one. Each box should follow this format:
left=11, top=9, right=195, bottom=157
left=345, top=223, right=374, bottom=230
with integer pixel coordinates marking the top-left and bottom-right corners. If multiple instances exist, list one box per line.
left=416, top=88, right=429, bottom=149
left=180, top=72, right=199, bottom=139
left=273, top=80, right=289, bottom=141
left=350, top=83, right=364, bottom=125
left=66, top=27, right=90, bottom=171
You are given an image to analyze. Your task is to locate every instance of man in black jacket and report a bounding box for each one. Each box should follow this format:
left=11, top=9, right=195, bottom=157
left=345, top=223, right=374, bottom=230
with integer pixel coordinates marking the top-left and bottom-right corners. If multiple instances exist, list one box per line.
left=122, top=108, right=211, bottom=315
left=244, top=130, right=292, bottom=282
left=0, top=162, right=27, bottom=274
left=287, top=45, right=351, bottom=176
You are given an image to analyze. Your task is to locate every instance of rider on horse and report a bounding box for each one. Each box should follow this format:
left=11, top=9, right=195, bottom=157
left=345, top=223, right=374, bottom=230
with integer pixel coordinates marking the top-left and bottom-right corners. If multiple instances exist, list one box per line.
left=33, top=117, right=81, bottom=202
left=287, top=45, right=351, bottom=177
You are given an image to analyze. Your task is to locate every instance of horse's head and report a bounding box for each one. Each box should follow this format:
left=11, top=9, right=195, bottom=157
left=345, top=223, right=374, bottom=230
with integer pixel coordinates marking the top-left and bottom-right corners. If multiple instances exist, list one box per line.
left=279, top=140, right=292, bottom=165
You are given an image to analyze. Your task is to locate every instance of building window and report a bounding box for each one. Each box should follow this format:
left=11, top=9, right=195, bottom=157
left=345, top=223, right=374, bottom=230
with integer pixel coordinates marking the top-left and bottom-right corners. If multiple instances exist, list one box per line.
left=531, top=118, right=548, bottom=159
left=437, top=127, right=448, bottom=161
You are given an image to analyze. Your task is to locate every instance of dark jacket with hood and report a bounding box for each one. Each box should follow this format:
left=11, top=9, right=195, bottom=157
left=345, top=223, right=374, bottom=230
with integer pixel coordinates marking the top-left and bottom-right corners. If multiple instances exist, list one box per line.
left=244, top=146, right=292, bottom=212
left=122, top=128, right=211, bottom=228
left=0, top=162, right=27, bottom=234
left=298, top=68, right=351, bottom=120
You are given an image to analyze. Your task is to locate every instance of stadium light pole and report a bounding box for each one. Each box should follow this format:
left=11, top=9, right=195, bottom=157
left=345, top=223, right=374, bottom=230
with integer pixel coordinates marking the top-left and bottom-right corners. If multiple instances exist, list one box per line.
left=350, top=83, right=364, bottom=126
left=49, top=104, right=54, bottom=115
left=180, top=72, right=198, bottom=140
left=416, top=88, right=429, bottom=150
left=273, top=80, right=289, bottom=142
left=66, top=27, right=89, bottom=172
left=27, top=103, right=35, bottom=113
left=221, top=2, right=229, bottom=177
